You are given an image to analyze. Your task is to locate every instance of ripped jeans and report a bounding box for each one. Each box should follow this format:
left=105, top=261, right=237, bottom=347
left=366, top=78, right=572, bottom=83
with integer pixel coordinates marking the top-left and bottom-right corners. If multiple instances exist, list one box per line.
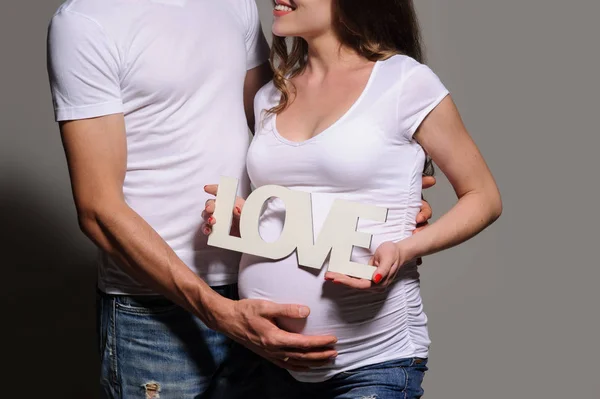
left=264, top=357, right=428, bottom=399
left=97, top=285, right=264, bottom=399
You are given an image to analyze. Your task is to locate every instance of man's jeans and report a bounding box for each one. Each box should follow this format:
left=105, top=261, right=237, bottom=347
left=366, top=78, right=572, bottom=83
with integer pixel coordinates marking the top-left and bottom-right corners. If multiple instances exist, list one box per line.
left=264, top=357, right=429, bottom=399
left=97, top=284, right=264, bottom=399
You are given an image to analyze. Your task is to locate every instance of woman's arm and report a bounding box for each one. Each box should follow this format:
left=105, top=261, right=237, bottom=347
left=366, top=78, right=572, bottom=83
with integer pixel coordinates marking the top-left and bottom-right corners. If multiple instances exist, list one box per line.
left=327, top=95, right=501, bottom=287
left=401, top=96, right=502, bottom=261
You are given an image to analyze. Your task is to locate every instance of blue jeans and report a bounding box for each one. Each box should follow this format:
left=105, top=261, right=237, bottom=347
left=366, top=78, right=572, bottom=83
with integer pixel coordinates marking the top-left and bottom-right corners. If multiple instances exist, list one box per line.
left=97, top=284, right=265, bottom=399
left=264, top=358, right=428, bottom=399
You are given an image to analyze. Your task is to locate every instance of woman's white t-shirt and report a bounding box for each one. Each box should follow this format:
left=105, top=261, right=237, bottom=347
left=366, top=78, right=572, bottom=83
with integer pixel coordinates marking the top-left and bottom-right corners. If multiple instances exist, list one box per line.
left=240, top=54, right=449, bottom=382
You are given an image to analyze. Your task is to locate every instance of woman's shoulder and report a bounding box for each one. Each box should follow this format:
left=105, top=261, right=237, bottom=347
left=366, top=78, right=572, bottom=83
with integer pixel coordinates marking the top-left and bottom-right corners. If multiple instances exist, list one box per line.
left=254, top=80, right=279, bottom=110
left=378, top=54, right=446, bottom=96
left=252, top=80, right=279, bottom=132
left=379, top=54, right=428, bottom=78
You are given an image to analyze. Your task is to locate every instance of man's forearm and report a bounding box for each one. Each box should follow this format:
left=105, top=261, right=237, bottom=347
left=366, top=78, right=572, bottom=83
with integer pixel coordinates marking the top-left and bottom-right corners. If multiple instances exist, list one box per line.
left=78, top=198, right=229, bottom=327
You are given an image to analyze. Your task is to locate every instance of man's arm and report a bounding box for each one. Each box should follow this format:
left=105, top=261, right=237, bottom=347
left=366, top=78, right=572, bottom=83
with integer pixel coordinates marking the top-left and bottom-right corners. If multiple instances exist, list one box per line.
left=244, top=61, right=273, bottom=132
left=60, top=114, right=223, bottom=322
left=60, top=114, right=337, bottom=370
left=49, top=6, right=336, bottom=370
left=241, top=0, right=273, bottom=132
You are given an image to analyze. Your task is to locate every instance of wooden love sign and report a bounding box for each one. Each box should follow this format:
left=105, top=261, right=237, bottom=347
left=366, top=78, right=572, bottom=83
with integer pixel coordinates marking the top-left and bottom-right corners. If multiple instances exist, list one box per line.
left=207, top=177, right=389, bottom=279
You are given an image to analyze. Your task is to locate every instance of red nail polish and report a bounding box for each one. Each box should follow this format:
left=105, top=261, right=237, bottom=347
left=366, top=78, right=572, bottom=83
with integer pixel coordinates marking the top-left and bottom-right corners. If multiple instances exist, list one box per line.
left=235, top=207, right=241, bottom=214
left=325, top=277, right=334, bottom=281
left=373, top=274, right=382, bottom=284
left=208, top=217, right=214, bottom=224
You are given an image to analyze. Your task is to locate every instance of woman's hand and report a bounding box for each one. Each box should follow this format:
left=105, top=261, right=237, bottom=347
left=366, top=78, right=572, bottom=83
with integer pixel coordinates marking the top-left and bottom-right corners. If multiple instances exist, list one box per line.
left=203, top=176, right=434, bottom=287
left=202, top=184, right=246, bottom=236
left=323, top=175, right=435, bottom=290
left=324, top=241, right=411, bottom=289
left=367, top=241, right=408, bottom=287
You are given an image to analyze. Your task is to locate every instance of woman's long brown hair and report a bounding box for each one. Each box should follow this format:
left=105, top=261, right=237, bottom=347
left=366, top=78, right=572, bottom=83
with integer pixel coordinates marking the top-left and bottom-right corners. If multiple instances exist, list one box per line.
left=268, top=0, right=434, bottom=176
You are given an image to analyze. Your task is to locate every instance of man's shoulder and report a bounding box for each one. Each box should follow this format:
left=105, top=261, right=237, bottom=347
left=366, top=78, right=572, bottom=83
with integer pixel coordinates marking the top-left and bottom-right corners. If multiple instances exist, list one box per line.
left=51, top=0, right=121, bottom=28
left=217, top=0, right=260, bottom=29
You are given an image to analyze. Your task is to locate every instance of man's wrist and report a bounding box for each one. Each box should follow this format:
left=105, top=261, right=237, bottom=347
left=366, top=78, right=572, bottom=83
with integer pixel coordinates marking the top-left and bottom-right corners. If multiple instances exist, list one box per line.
left=196, top=286, right=235, bottom=332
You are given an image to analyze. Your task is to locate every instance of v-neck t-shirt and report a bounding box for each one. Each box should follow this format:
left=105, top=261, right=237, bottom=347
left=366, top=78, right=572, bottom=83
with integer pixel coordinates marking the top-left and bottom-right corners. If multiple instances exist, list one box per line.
left=240, top=54, right=449, bottom=382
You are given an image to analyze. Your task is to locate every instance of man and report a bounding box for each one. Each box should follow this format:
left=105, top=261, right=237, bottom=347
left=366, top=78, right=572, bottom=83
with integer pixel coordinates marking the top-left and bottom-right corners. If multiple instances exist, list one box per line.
left=46, top=0, right=435, bottom=397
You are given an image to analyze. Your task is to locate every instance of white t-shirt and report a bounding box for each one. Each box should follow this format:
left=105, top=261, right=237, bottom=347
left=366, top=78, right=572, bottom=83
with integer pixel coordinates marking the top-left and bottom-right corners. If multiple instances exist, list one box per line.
left=47, top=0, right=269, bottom=294
left=240, top=54, right=449, bottom=382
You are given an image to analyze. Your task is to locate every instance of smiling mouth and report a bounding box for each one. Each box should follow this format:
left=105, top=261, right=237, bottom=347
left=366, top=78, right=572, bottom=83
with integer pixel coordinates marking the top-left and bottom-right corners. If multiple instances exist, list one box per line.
left=273, top=1, right=296, bottom=13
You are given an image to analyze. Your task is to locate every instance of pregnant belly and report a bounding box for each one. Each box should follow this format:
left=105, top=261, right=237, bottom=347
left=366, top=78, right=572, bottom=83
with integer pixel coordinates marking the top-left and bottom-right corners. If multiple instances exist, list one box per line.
left=238, top=252, right=413, bottom=337
left=239, top=253, right=428, bottom=382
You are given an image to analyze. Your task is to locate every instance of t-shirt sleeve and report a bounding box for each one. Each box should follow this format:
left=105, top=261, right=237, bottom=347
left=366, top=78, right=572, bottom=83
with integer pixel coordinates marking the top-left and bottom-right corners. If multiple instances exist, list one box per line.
left=253, top=85, right=265, bottom=134
left=47, top=10, right=123, bottom=122
left=243, top=0, right=270, bottom=70
left=397, top=64, right=449, bottom=141
left=253, top=82, right=276, bottom=133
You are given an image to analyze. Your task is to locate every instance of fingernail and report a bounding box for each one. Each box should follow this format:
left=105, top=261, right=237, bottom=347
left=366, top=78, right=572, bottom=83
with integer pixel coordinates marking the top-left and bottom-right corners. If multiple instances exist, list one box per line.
left=204, top=185, right=207, bottom=190
left=325, top=277, right=334, bottom=281
left=373, top=274, right=382, bottom=284
left=204, top=227, right=211, bottom=235
left=299, top=307, right=309, bottom=317
left=208, top=217, right=215, bottom=224
left=235, top=207, right=241, bottom=214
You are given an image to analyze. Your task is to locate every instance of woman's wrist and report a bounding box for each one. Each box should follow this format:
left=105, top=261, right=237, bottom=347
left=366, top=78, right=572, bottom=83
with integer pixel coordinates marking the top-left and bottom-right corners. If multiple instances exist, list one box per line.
left=395, top=237, right=420, bottom=265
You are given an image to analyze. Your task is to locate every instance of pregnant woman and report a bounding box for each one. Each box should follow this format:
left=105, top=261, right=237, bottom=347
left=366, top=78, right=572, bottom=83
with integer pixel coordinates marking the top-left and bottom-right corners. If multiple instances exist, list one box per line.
left=204, top=0, right=502, bottom=397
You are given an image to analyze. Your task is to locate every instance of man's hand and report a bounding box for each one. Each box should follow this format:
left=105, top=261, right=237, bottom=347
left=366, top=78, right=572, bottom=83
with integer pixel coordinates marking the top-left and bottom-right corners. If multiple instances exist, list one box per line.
left=201, top=184, right=338, bottom=370
left=201, top=184, right=244, bottom=237
left=416, top=175, right=436, bottom=233
left=213, top=297, right=338, bottom=371
left=415, top=175, right=436, bottom=266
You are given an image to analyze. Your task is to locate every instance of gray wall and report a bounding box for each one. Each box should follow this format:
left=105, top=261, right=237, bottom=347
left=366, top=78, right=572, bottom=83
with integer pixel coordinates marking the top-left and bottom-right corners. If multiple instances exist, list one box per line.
left=2, top=1, right=99, bottom=398
left=2, top=0, right=598, bottom=397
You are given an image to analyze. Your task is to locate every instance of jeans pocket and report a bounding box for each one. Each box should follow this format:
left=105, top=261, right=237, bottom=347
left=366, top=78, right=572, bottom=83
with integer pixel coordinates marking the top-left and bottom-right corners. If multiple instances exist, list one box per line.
left=402, top=358, right=428, bottom=398
left=114, top=295, right=182, bottom=315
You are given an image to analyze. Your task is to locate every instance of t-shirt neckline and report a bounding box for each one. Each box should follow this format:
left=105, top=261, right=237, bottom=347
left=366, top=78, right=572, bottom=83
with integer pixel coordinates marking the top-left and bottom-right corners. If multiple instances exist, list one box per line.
left=270, top=59, right=382, bottom=147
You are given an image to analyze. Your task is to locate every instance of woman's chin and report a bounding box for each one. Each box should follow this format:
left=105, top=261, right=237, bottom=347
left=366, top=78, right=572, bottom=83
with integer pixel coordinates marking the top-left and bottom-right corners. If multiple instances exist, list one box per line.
left=272, top=24, right=301, bottom=38
left=272, top=28, right=290, bottom=38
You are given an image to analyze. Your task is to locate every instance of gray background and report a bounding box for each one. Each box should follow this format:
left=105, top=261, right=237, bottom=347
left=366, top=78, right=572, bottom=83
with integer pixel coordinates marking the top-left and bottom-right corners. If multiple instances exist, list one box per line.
left=1, top=0, right=598, bottom=397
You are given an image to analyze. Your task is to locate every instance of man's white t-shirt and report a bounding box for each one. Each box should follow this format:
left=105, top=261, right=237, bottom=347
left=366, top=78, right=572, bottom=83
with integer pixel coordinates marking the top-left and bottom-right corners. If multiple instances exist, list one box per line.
left=241, top=54, right=449, bottom=381
left=47, top=0, right=269, bottom=294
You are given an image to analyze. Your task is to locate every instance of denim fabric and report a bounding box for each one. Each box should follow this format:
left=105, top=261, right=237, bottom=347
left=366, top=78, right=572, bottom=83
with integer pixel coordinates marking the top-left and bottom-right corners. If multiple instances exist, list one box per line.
left=97, top=285, right=265, bottom=399
left=264, top=357, right=428, bottom=399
